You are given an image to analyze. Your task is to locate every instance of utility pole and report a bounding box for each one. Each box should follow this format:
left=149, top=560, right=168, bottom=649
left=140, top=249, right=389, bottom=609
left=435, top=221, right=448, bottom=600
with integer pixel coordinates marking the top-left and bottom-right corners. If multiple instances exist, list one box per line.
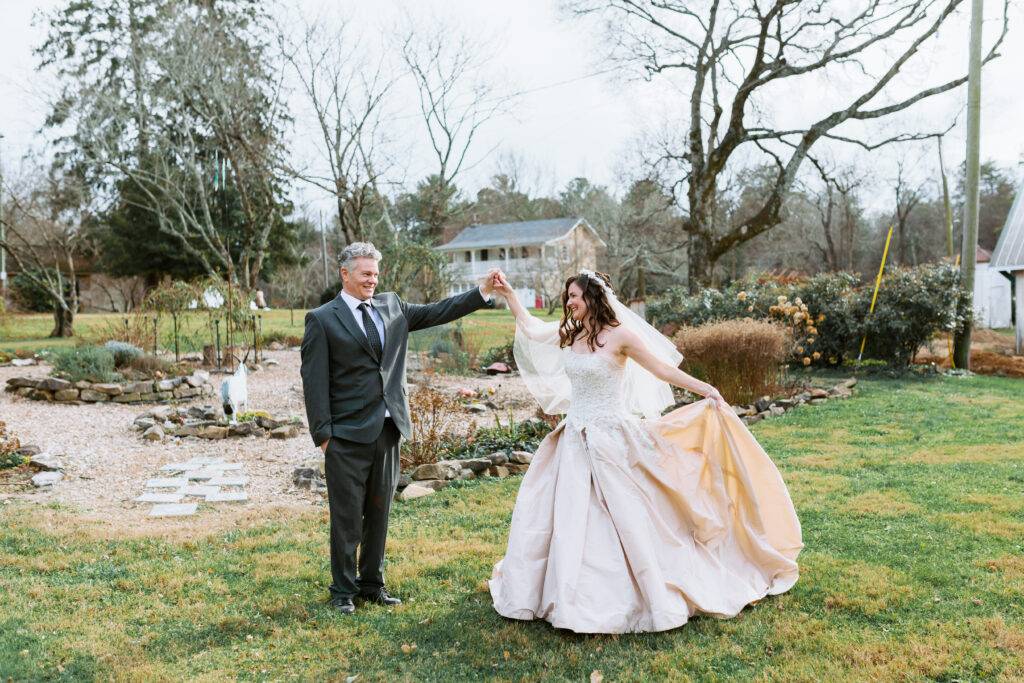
left=953, top=0, right=984, bottom=370
left=0, top=132, right=6, bottom=304
left=319, top=210, right=330, bottom=289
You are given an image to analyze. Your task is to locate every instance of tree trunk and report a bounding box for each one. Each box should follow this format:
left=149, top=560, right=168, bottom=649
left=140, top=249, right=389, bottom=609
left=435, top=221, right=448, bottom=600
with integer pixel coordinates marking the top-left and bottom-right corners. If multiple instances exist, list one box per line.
left=49, top=305, right=74, bottom=338
left=686, top=233, right=712, bottom=293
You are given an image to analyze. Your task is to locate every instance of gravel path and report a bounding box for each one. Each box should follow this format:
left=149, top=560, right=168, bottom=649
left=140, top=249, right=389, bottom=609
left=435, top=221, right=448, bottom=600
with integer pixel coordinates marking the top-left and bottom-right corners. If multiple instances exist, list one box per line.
left=1, top=350, right=535, bottom=530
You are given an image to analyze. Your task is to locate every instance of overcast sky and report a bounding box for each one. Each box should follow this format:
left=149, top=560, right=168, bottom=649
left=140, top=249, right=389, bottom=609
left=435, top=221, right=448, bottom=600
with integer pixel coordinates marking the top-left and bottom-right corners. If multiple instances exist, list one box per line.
left=1, top=0, right=1021, bottom=218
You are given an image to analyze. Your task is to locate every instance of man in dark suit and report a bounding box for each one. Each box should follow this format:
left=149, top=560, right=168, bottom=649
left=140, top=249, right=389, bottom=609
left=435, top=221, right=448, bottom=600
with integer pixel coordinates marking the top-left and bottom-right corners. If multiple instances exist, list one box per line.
left=301, top=241, right=499, bottom=614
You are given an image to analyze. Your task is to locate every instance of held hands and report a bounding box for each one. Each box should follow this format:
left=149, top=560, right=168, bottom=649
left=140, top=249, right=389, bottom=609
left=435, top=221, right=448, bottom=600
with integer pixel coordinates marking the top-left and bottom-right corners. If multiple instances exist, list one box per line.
left=490, top=271, right=514, bottom=300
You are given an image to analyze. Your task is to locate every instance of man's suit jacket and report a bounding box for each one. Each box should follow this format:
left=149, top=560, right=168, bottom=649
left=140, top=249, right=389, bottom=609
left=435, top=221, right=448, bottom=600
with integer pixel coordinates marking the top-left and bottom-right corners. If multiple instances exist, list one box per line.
left=300, top=288, right=490, bottom=446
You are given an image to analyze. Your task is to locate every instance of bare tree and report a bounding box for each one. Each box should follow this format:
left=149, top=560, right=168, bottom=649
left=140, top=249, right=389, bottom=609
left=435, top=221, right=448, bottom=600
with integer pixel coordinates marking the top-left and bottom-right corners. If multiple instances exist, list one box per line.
left=892, top=154, right=928, bottom=265
left=0, top=164, right=92, bottom=337
left=811, top=165, right=866, bottom=272
left=568, top=0, right=1010, bottom=290
left=400, top=25, right=507, bottom=240
left=283, top=18, right=396, bottom=246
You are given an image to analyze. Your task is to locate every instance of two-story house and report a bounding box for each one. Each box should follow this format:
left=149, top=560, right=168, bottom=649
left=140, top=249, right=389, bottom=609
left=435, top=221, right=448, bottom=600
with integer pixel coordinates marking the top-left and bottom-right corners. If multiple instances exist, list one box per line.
left=436, top=217, right=606, bottom=309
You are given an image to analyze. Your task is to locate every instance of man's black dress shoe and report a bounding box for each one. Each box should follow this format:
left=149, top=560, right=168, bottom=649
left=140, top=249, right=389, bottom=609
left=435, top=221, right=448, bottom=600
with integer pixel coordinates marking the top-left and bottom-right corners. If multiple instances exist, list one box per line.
left=330, top=597, right=355, bottom=614
left=358, top=588, right=402, bottom=606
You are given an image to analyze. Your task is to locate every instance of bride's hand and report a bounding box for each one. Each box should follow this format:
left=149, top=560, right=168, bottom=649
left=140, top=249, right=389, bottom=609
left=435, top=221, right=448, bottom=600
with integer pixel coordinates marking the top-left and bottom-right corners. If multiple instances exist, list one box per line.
left=705, top=387, right=728, bottom=410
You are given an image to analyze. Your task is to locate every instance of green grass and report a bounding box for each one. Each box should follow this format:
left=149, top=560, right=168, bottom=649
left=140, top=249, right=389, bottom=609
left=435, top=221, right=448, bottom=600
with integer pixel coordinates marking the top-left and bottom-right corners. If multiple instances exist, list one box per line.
left=1, top=375, right=1023, bottom=680
left=0, top=308, right=558, bottom=355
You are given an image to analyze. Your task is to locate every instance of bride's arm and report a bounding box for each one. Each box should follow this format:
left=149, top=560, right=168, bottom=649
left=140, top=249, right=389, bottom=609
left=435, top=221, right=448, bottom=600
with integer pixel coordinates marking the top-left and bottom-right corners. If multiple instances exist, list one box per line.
left=617, top=327, right=729, bottom=409
left=492, top=273, right=548, bottom=334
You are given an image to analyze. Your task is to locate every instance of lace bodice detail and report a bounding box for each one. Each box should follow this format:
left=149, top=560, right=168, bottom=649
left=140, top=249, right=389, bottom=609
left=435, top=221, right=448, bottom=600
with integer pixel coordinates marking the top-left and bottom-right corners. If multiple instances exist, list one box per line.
left=563, top=349, right=632, bottom=428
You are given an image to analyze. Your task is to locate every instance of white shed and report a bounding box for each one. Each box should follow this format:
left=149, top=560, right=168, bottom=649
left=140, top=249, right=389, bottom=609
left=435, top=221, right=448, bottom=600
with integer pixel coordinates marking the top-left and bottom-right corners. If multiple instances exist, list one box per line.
left=973, top=246, right=1012, bottom=328
left=989, top=182, right=1024, bottom=353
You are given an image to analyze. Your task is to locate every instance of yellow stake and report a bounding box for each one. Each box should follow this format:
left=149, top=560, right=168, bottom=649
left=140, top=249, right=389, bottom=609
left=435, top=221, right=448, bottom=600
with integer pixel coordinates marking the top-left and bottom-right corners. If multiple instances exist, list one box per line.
left=857, top=225, right=894, bottom=364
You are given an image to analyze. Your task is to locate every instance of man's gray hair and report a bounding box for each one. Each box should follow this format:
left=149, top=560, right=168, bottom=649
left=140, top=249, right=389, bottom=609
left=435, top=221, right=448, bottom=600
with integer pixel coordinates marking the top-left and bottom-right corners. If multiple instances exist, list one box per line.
left=338, top=242, right=383, bottom=271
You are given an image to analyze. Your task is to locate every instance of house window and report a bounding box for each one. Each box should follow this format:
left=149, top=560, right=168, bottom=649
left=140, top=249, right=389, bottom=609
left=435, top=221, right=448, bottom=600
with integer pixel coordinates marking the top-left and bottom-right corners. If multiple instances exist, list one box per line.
left=464, top=251, right=471, bottom=262
left=480, top=249, right=489, bottom=261
left=498, top=248, right=506, bottom=260
left=521, top=247, right=529, bottom=258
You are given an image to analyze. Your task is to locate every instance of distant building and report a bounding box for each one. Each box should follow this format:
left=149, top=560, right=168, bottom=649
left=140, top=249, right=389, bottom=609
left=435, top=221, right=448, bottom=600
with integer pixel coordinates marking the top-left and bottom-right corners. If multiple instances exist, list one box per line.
left=973, top=246, right=1011, bottom=328
left=436, top=217, right=606, bottom=308
left=990, top=182, right=1024, bottom=352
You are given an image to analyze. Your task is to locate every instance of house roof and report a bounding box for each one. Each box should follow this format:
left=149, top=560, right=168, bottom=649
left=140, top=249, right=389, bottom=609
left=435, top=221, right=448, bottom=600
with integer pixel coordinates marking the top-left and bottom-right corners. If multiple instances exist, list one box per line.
left=437, top=217, right=604, bottom=250
left=990, top=181, right=1024, bottom=272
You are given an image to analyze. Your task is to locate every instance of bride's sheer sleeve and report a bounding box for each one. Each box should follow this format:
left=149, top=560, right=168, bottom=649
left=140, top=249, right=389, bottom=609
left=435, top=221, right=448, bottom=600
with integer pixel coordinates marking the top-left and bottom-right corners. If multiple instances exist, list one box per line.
left=513, top=315, right=570, bottom=416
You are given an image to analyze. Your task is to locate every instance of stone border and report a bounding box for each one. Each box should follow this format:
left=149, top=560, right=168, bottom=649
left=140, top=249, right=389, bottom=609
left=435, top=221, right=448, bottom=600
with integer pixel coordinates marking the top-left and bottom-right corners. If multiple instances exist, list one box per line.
left=134, top=405, right=303, bottom=442
left=734, top=377, right=857, bottom=425
left=4, top=371, right=215, bottom=405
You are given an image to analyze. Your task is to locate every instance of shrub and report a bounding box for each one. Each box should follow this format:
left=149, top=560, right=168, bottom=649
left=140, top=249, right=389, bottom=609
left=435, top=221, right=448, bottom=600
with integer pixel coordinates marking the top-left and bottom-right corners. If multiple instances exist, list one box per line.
left=0, top=351, right=11, bottom=365
left=238, top=410, right=272, bottom=423
left=401, top=386, right=470, bottom=469
left=104, top=340, right=144, bottom=367
left=259, top=330, right=302, bottom=347
left=49, top=346, right=118, bottom=383
left=446, top=415, right=552, bottom=460
left=0, top=420, right=24, bottom=470
left=480, top=339, right=517, bottom=371
left=648, top=264, right=969, bottom=369
left=673, top=319, right=791, bottom=405
left=860, top=263, right=971, bottom=367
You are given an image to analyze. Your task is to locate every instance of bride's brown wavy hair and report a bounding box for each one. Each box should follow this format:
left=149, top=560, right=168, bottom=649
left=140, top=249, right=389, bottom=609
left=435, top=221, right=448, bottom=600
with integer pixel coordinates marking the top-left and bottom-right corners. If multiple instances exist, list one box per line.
left=558, top=271, right=620, bottom=351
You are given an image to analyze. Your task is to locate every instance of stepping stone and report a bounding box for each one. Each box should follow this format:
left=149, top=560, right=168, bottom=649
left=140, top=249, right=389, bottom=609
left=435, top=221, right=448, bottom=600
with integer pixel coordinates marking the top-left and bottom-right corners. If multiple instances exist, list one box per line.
left=146, top=478, right=190, bottom=489
left=207, top=476, right=248, bottom=487
left=218, top=463, right=244, bottom=471
left=178, top=485, right=220, bottom=497
left=206, top=491, right=248, bottom=503
left=149, top=503, right=197, bottom=517
left=186, top=457, right=225, bottom=466
left=159, top=462, right=203, bottom=472
left=135, top=492, right=184, bottom=504
left=187, top=469, right=225, bottom=481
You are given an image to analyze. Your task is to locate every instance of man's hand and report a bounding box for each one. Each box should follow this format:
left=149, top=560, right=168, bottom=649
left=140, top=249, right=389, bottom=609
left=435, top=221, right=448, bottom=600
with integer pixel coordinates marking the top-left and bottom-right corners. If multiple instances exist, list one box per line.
left=320, top=440, right=329, bottom=454
left=492, top=271, right=514, bottom=299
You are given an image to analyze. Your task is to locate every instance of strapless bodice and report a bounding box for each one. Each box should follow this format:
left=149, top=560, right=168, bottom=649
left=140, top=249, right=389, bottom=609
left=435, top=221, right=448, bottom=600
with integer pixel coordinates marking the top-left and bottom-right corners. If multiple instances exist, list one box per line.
left=563, top=348, right=631, bottom=428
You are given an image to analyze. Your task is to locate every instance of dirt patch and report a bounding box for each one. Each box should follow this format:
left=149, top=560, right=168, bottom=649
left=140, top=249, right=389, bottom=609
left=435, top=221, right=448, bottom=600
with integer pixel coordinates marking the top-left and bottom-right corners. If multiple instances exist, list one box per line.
left=782, top=470, right=849, bottom=508
left=840, top=490, right=922, bottom=516
left=939, top=510, right=1024, bottom=540
left=916, top=330, right=1024, bottom=377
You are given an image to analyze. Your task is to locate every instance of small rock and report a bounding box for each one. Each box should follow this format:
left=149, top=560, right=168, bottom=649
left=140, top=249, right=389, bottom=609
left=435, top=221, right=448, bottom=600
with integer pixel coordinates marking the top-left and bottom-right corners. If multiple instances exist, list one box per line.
left=79, top=389, right=109, bottom=402
left=112, top=393, right=141, bottom=403
left=809, top=388, right=829, bottom=399
left=484, top=362, right=511, bottom=375
left=397, top=473, right=412, bottom=490
left=411, top=462, right=459, bottom=480
left=461, top=458, right=492, bottom=474
left=15, top=445, right=42, bottom=457
left=509, top=451, right=533, bottom=465
left=92, top=383, right=123, bottom=396
left=457, top=468, right=476, bottom=481
left=31, top=471, right=63, bottom=488
left=6, top=377, right=39, bottom=389
left=37, top=378, right=72, bottom=392
left=265, top=359, right=279, bottom=367
left=418, top=479, right=449, bottom=491
left=10, top=358, right=36, bottom=367
left=769, top=405, right=786, bottom=417
left=743, top=414, right=764, bottom=425
left=229, top=422, right=257, bottom=437
left=155, top=379, right=178, bottom=392
left=29, top=454, right=63, bottom=471
left=149, top=406, right=174, bottom=420
left=134, top=417, right=157, bottom=431
left=465, top=402, right=488, bottom=413
left=754, top=396, right=771, bottom=413
left=398, top=484, right=435, bottom=501
left=457, top=387, right=477, bottom=398
left=53, top=389, right=79, bottom=402
left=506, top=463, right=530, bottom=475
left=487, top=465, right=511, bottom=478
left=143, top=425, right=165, bottom=442
left=775, top=398, right=796, bottom=409
left=487, top=452, right=509, bottom=466
left=841, top=377, right=857, bottom=389
left=198, top=425, right=229, bottom=439
left=270, top=425, right=299, bottom=439
left=809, top=398, right=828, bottom=405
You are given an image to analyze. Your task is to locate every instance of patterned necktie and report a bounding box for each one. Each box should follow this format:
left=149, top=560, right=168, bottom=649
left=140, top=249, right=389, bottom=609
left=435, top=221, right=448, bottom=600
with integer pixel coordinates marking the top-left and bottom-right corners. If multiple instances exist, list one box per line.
left=358, top=302, right=383, bottom=359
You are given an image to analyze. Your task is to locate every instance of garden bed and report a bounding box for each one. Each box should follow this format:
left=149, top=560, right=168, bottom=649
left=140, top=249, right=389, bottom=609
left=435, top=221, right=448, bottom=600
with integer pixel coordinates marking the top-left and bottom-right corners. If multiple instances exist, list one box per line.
left=133, top=405, right=303, bottom=442
left=4, top=370, right=215, bottom=404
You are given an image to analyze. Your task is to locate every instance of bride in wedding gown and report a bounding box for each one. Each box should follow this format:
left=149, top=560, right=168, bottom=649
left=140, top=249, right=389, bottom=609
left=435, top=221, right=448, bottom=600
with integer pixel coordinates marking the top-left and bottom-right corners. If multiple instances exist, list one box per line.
left=487, top=270, right=803, bottom=634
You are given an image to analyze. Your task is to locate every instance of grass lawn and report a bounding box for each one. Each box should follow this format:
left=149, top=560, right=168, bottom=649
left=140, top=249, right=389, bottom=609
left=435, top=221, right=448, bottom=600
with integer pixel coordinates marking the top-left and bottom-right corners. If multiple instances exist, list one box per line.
left=0, top=308, right=558, bottom=355
left=2, top=374, right=1023, bottom=680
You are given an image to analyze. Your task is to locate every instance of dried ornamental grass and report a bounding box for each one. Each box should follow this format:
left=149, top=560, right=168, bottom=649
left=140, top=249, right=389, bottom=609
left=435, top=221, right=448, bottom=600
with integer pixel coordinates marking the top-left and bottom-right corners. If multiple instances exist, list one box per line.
left=673, top=319, right=790, bottom=405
